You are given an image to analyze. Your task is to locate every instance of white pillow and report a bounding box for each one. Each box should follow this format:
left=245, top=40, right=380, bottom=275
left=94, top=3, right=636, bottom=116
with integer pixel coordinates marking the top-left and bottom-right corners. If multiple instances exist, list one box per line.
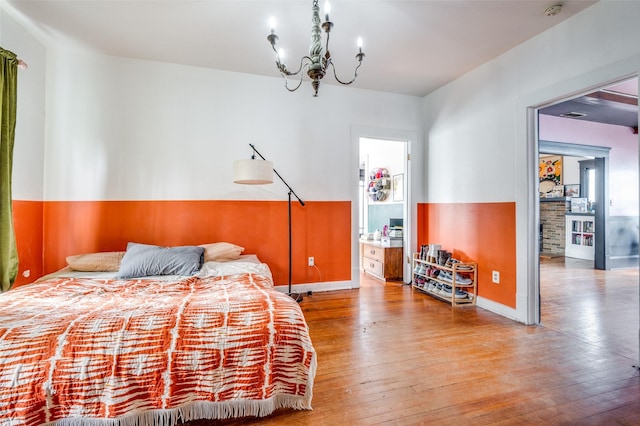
left=197, top=261, right=273, bottom=282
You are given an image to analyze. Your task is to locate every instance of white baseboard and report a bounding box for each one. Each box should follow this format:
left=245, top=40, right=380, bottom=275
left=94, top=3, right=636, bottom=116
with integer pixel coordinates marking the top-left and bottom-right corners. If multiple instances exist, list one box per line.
left=274, top=280, right=354, bottom=295
left=476, top=296, right=519, bottom=323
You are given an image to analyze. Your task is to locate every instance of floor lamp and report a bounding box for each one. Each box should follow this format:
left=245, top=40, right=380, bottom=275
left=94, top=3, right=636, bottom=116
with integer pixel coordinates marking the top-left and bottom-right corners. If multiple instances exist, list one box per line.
left=233, top=143, right=305, bottom=303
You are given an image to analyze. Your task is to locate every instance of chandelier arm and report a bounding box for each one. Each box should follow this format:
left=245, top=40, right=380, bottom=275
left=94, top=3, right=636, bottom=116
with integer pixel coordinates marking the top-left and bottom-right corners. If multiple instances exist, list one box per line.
left=270, top=39, right=313, bottom=77
left=329, top=59, right=364, bottom=86
left=281, top=66, right=307, bottom=92
left=279, top=55, right=313, bottom=77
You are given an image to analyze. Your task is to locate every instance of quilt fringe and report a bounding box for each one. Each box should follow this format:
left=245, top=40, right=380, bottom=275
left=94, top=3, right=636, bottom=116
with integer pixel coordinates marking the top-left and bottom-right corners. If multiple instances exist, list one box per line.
left=47, top=393, right=314, bottom=426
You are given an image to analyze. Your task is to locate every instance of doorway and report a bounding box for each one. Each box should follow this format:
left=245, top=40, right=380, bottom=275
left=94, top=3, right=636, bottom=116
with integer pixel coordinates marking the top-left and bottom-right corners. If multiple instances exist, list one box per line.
left=358, top=137, right=409, bottom=282
left=535, top=77, right=639, bottom=327
left=538, top=142, right=610, bottom=270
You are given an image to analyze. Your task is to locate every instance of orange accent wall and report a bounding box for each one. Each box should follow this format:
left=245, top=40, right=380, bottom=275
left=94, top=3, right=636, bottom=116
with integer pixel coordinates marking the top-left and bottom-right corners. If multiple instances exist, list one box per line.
left=38, top=200, right=350, bottom=287
left=417, top=202, right=516, bottom=308
left=12, top=200, right=44, bottom=287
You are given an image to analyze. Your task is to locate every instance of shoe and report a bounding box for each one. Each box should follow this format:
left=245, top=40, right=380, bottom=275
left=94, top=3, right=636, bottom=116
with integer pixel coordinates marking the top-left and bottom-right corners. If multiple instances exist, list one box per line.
left=438, top=251, right=451, bottom=266
left=454, top=289, right=468, bottom=299
left=420, top=245, right=429, bottom=260
left=438, top=271, right=452, bottom=282
left=446, top=258, right=474, bottom=271
left=453, top=273, right=472, bottom=285
left=414, top=264, right=424, bottom=276
left=440, top=285, right=453, bottom=297
left=455, top=263, right=474, bottom=271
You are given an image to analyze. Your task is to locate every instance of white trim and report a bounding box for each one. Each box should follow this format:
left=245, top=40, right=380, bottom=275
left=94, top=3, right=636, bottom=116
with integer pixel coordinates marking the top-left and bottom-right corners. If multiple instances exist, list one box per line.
left=274, top=280, right=353, bottom=294
left=476, top=296, right=519, bottom=323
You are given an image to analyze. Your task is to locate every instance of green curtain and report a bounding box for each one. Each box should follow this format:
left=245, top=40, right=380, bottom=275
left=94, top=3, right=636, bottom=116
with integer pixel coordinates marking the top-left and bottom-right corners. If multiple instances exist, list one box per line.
left=0, top=47, right=19, bottom=292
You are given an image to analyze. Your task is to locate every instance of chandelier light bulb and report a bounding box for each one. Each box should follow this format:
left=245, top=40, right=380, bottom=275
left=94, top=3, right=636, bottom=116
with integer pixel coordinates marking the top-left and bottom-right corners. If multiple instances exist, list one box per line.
left=269, top=17, right=276, bottom=33
left=324, top=1, right=331, bottom=21
left=357, top=37, right=363, bottom=49
left=278, top=48, right=285, bottom=61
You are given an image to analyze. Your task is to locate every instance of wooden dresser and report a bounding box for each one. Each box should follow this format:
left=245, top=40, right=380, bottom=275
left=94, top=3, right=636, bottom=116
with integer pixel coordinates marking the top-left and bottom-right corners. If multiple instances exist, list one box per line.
left=360, top=241, right=403, bottom=281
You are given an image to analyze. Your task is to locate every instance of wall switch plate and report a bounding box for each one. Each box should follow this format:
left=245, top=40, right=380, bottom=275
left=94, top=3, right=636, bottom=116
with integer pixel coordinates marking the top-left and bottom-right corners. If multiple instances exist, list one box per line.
left=492, top=270, right=500, bottom=284
left=308, top=257, right=314, bottom=266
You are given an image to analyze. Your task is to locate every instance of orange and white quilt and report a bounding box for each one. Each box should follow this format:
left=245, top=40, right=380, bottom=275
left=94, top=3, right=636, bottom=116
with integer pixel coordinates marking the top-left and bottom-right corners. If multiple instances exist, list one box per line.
left=0, top=273, right=316, bottom=425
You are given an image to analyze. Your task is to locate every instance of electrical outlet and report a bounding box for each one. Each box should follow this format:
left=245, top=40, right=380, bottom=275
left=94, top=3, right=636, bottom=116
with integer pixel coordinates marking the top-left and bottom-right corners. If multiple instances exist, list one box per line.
left=492, top=270, right=500, bottom=284
left=308, top=257, right=314, bottom=267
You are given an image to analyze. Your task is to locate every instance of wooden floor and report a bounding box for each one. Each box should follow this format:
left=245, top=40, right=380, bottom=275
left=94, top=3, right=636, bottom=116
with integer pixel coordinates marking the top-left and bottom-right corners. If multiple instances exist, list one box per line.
left=202, top=257, right=640, bottom=425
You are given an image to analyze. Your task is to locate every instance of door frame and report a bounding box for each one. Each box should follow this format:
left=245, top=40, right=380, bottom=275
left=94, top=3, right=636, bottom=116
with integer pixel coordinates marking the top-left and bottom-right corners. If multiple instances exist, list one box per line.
left=525, top=72, right=638, bottom=325
left=351, top=126, right=417, bottom=286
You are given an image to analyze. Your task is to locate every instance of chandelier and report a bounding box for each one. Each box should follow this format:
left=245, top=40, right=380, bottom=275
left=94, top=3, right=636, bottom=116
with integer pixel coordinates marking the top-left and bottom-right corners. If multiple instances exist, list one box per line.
left=267, top=0, right=365, bottom=97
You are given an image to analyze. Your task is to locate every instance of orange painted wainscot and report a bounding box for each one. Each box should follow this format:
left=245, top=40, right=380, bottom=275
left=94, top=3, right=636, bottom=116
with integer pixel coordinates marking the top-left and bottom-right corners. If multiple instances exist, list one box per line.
left=12, top=200, right=351, bottom=289
left=417, top=202, right=516, bottom=308
left=12, top=200, right=44, bottom=287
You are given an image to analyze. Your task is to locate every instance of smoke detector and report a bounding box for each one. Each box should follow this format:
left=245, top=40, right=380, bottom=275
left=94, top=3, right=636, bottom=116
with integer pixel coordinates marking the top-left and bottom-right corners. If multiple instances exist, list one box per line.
left=544, top=3, right=564, bottom=16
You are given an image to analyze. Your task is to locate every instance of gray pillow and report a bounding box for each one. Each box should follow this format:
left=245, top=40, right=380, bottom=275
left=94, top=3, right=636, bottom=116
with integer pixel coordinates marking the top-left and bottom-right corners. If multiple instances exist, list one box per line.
left=116, top=242, right=204, bottom=279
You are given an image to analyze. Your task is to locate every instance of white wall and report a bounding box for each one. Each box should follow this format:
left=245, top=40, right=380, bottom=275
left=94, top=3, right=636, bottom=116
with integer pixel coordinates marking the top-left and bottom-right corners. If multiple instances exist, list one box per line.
left=360, top=137, right=405, bottom=205
left=561, top=156, right=585, bottom=186
left=41, top=50, right=422, bottom=203
left=422, top=1, right=640, bottom=323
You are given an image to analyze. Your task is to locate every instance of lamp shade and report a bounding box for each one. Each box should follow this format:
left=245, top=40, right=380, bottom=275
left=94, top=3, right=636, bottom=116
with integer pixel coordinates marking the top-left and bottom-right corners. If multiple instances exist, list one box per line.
left=233, top=159, right=274, bottom=184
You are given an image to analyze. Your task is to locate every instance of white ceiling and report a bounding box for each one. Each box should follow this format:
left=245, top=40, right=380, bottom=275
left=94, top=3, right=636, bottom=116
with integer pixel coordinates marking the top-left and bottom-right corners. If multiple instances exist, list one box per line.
left=5, top=0, right=598, bottom=97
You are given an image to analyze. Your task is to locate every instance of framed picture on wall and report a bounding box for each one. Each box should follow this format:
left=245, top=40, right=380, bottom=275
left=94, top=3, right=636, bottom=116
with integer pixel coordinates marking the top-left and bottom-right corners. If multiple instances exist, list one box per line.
left=550, top=185, right=564, bottom=198
left=539, top=155, right=562, bottom=182
left=565, top=184, right=580, bottom=197
left=393, top=174, right=404, bottom=201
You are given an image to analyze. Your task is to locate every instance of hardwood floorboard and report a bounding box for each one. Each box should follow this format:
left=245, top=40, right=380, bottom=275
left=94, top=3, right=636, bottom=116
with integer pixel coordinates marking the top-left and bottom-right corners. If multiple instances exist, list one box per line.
left=191, top=258, right=640, bottom=425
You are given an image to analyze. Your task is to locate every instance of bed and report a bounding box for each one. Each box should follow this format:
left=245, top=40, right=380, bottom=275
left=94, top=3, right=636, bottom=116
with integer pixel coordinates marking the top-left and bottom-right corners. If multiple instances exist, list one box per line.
left=0, top=242, right=316, bottom=425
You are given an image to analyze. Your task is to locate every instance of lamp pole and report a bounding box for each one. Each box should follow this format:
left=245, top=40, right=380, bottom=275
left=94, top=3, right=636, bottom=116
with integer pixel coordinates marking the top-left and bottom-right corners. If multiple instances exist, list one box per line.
left=248, top=144, right=304, bottom=302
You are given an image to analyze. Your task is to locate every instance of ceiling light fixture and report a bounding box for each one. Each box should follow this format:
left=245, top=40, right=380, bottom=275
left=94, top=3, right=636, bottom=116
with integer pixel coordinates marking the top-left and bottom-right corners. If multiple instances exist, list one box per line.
left=267, top=0, right=365, bottom=97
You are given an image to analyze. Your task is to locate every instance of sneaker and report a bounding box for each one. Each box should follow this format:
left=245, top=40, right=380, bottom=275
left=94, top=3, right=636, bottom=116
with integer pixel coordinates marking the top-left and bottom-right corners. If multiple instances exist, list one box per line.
left=440, top=285, right=453, bottom=297
left=414, top=264, right=424, bottom=276
left=454, top=289, right=468, bottom=299
left=453, top=273, right=472, bottom=285
left=438, top=271, right=452, bottom=282
left=455, top=263, right=474, bottom=271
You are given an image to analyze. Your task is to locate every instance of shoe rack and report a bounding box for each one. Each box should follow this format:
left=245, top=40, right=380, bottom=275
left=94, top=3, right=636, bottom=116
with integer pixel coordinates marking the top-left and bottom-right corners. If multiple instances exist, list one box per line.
left=412, top=252, right=477, bottom=307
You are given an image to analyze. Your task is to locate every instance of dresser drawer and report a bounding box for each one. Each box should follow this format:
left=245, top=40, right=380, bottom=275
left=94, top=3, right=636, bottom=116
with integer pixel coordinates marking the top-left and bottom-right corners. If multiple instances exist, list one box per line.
left=363, top=258, right=384, bottom=277
left=363, top=245, right=385, bottom=262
